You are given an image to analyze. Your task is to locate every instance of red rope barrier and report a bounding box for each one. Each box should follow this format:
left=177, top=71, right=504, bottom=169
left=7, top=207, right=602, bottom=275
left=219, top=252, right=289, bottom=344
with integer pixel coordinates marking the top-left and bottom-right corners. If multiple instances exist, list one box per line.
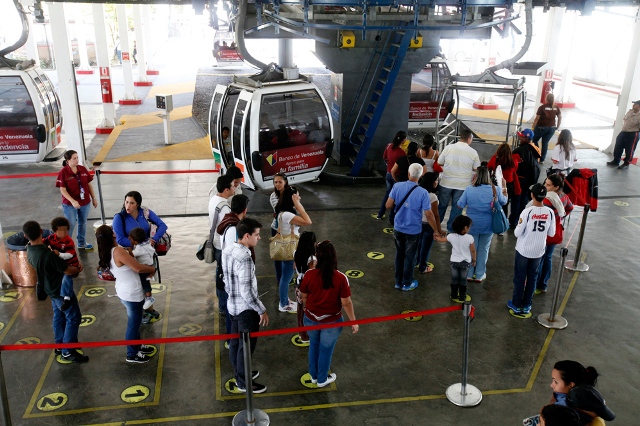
left=0, top=305, right=463, bottom=352
left=98, top=169, right=220, bottom=175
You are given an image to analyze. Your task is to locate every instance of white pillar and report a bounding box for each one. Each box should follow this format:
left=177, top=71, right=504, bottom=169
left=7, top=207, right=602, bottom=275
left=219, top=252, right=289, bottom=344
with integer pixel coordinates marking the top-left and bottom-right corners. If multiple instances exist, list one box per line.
left=25, top=14, right=40, bottom=64
left=555, top=10, right=577, bottom=108
left=534, top=7, right=564, bottom=112
left=279, top=39, right=293, bottom=68
left=92, top=3, right=117, bottom=132
left=133, top=5, right=150, bottom=85
left=142, top=5, right=158, bottom=74
left=116, top=4, right=139, bottom=104
left=606, top=7, right=640, bottom=154
left=47, top=2, right=86, bottom=165
left=74, top=5, right=92, bottom=73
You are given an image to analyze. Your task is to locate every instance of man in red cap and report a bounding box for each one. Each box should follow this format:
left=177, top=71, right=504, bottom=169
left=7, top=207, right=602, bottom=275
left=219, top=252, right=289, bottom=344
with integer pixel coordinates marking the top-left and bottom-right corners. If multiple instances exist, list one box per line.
left=607, top=100, right=640, bottom=170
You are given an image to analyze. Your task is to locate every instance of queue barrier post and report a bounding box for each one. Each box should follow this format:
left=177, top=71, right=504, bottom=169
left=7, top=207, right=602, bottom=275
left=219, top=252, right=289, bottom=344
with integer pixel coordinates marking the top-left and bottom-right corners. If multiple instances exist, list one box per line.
left=232, top=331, right=269, bottom=426
left=565, top=204, right=590, bottom=272
left=0, top=351, right=12, bottom=426
left=92, top=168, right=112, bottom=229
left=446, top=302, right=482, bottom=407
left=537, top=248, right=569, bottom=329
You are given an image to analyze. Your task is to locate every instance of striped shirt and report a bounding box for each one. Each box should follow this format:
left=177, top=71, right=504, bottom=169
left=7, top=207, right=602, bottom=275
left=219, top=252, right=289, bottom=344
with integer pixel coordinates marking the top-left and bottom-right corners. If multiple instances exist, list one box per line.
left=437, top=142, right=480, bottom=190
left=222, top=242, right=266, bottom=316
left=515, top=205, right=556, bottom=258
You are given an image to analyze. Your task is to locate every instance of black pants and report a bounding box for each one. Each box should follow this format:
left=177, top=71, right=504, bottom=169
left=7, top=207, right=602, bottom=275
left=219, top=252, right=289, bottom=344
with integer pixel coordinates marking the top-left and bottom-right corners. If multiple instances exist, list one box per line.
left=613, top=131, right=639, bottom=164
left=229, top=310, right=260, bottom=388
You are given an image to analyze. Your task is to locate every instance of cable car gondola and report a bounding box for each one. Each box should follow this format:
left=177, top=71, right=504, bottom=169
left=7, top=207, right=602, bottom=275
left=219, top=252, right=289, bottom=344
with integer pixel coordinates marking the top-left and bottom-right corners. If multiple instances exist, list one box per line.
left=213, top=31, right=244, bottom=64
left=408, top=57, right=455, bottom=129
left=208, top=76, right=334, bottom=190
left=0, top=60, right=64, bottom=164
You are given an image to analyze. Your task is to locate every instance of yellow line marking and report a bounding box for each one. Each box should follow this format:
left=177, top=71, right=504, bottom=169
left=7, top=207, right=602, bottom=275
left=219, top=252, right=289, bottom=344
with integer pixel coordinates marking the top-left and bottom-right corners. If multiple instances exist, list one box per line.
left=0, top=288, right=34, bottom=343
left=23, top=351, right=57, bottom=416
left=107, top=136, right=213, bottom=162
left=146, top=82, right=196, bottom=99
left=622, top=216, right=640, bottom=229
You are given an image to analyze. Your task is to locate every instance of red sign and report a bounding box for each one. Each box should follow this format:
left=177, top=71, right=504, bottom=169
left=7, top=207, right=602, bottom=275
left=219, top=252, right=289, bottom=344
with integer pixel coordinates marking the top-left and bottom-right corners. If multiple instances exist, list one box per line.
left=122, top=52, right=130, bottom=62
left=0, top=127, right=39, bottom=154
left=218, top=50, right=242, bottom=61
left=260, top=142, right=327, bottom=178
left=408, top=102, right=446, bottom=121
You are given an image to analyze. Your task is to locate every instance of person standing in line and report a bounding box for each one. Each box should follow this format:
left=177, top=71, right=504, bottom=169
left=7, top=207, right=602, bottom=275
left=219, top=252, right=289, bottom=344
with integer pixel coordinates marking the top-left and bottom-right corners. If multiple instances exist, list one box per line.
left=24, top=221, right=87, bottom=363
left=436, top=129, right=480, bottom=233
left=376, top=131, right=407, bottom=221
left=507, top=183, right=556, bottom=318
left=549, top=129, right=577, bottom=175
left=56, top=150, right=98, bottom=250
left=512, top=129, right=542, bottom=222
left=606, top=100, right=640, bottom=170
left=417, top=133, right=439, bottom=173
left=208, top=175, right=235, bottom=317
left=487, top=143, right=521, bottom=227
left=532, top=92, right=562, bottom=163
left=292, top=231, right=317, bottom=346
left=223, top=218, right=269, bottom=394
left=391, top=141, right=427, bottom=182
left=385, top=163, right=439, bottom=291
left=43, top=217, right=80, bottom=311
left=434, top=215, right=476, bottom=303
left=300, top=240, right=358, bottom=388
left=416, top=172, right=443, bottom=274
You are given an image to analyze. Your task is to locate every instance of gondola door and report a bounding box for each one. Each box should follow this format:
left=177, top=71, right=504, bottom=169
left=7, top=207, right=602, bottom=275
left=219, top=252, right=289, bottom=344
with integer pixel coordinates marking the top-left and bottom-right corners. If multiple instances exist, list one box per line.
left=208, top=84, right=229, bottom=173
left=230, top=89, right=255, bottom=190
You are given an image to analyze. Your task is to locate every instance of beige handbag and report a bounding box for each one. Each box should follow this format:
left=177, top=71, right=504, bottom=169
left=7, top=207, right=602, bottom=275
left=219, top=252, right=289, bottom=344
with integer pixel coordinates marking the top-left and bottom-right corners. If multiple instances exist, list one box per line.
left=269, top=213, right=299, bottom=261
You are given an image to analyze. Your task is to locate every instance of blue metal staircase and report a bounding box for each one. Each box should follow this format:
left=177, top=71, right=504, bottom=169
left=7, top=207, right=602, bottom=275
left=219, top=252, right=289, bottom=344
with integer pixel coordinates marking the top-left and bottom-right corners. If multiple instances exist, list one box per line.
left=347, top=28, right=415, bottom=177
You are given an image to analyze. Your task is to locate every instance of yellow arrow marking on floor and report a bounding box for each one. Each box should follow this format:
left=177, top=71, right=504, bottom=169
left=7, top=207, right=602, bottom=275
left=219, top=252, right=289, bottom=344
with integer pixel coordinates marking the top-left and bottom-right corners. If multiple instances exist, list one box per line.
left=402, top=310, right=423, bottom=322
left=121, top=385, right=150, bottom=403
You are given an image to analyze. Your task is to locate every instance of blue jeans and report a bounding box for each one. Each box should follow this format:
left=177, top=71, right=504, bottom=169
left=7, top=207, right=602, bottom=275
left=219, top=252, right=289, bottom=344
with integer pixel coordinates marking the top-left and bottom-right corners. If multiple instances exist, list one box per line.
left=467, top=233, right=493, bottom=279
left=62, top=203, right=91, bottom=247
left=120, top=299, right=144, bottom=357
left=536, top=244, right=556, bottom=291
left=60, top=274, right=73, bottom=299
left=277, top=260, right=295, bottom=308
left=304, top=316, right=343, bottom=383
left=51, top=295, right=81, bottom=356
left=393, top=231, right=420, bottom=287
left=511, top=251, right=542, bottom=310
left=533, top=126, right=556, bottom=161
left=451, top=261, right=470, bottom=288
left=378, top=172, right=395, bottom=218
left=416, top=223, right=435, bottom=273
left=229, top=310, right=260, bottom=388
left=438, top=186, right=464, bottom=233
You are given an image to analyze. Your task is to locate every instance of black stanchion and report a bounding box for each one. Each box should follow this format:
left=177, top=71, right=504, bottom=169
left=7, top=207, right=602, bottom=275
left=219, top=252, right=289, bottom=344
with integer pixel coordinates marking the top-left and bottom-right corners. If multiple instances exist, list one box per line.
left=0, top=352, right=12, bottom=425
left=232, top=331, right=269, bottom=426
left=565, top=204, right=590, bottom=272
left=93, top=168, right=112, bottom=229
left=537, top=248, right=569, bottom=329
left=446, top=302, right=482, bottom=407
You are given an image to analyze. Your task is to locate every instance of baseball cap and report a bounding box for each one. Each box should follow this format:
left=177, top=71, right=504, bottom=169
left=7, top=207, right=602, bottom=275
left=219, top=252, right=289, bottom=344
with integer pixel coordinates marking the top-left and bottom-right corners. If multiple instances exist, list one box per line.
left=633, top=100, right=640, bottom=105
left=518, top=128, right=534, bottom=140
left=530, top=183, right=547, bottom=201
left=567, top=385, right=615, bottom=421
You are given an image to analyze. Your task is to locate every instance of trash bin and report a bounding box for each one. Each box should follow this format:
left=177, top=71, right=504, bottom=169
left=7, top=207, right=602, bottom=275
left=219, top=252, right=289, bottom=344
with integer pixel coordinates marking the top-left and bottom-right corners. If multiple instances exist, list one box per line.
left=5, top=230, right=53, bottom=287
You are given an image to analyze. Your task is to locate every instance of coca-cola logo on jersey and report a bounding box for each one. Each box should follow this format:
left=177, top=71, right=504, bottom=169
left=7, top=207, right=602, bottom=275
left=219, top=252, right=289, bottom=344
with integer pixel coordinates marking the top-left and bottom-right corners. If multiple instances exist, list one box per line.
left=531, top=214, right=549, bottom=220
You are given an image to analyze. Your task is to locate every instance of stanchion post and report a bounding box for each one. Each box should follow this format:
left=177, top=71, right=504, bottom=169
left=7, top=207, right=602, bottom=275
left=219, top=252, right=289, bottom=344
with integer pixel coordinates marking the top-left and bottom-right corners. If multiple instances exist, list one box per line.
left=92, top=167, right=112, bottom=229
left=565, top=204, right=589, bottom=272
left=0, top=351, right=13, bottom=425
left=232, top=331, right=269, bottom=426
left=537, top=248, right=569, bottom=329
left=446, top=302, right=482, bottom=407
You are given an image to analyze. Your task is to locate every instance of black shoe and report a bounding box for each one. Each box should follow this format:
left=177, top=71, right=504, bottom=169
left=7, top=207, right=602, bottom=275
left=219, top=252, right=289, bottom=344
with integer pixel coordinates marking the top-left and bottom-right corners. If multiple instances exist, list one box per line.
left=139, top=345, right=155, bottom=355
left=251, top=370, right=260, bottom=380
left=126, top=351, right=151, bottom=363
left=606, top=160, right=619, bottom=166
left=60, top=298, right=71, bottom=311
left=618, top=163, right=629, bottom=170
left=236, top=381, right=267, bottom=394
left=62, top=350, right=89, bottom=363
left=54, top=349, right=61, bottom=356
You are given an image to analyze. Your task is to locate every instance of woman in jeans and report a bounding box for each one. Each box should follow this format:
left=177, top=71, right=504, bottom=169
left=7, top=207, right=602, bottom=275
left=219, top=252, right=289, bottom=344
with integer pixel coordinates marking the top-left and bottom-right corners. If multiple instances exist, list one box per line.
left=292, top=231, right=317, bottom=346
left=270, top=172, right=291, bottom=291
left=96, top=225, right=156, bottom=363
left=487, top=143, right=521, bottom=228
left=376, top=131, right=407, bottom=220
left=300, top=241, right=358, bottom=387
left=457, top=166, right=507, bottom=282
left=416, top=172, right=443, bottom=273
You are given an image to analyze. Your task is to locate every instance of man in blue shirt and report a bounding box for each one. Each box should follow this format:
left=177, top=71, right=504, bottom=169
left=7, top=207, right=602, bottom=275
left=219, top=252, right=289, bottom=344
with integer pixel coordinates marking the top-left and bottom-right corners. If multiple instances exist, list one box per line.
left=386, top=163, right=439, bottom=291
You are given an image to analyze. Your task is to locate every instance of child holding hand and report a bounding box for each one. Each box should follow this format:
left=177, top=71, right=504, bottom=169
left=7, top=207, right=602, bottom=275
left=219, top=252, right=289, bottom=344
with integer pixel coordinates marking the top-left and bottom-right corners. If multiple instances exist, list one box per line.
left=435, top=215, right=476, bottom=303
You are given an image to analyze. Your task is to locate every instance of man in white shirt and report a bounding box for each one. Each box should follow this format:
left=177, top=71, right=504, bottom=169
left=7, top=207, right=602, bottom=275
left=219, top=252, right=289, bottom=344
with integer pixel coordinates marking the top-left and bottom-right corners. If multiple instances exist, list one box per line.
left=437, top=129, right=480, bottom=232
left=208, top=174, right=235, bottom=316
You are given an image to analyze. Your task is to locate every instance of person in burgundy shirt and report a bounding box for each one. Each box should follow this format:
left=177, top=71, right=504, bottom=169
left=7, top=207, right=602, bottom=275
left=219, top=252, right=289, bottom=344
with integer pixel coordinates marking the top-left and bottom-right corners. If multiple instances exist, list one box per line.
left=300, top=241, right=358, bottom=388
left=531, top=93, right=562, bottom=162
left=376, top=131, right=407, bottom=220
left=55, top=150, right=98, bottom=249
left=487, top=143, right=522, bottom=228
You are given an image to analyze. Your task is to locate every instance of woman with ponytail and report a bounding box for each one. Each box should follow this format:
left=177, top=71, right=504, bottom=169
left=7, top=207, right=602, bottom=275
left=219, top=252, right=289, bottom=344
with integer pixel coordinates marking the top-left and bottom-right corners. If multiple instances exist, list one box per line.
left=376, top=131, right=407, bottom=220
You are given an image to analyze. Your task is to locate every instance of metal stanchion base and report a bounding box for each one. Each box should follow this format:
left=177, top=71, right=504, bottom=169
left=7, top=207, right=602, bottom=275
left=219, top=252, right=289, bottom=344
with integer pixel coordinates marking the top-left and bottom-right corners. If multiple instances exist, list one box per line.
left=232, top=409, right=270, bottom=426
left=93, top=220, right=113, bottom=229
left=564, top=260, right=589, bottom=272
left=537, top=313, right=568, bottom=329
left=446, top=383, right=482, bottom=407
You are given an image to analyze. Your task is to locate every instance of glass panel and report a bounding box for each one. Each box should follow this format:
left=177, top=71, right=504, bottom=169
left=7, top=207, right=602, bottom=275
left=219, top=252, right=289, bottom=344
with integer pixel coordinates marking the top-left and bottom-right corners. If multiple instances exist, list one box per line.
left=32, top=75, right=53, bottom=129
left=232, top=99, right=247, bottom=161
left=0, top=76, right=38, bottom=127
left=410, top=66, right=433, bottom=102
left=209, top=92, right=223, bottom=150
left=40, top=74, right=60, bottom=124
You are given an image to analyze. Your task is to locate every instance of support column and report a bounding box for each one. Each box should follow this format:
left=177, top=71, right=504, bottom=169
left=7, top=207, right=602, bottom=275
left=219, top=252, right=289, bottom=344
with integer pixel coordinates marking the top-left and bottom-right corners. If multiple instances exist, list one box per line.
left=606, top=7, right=640, bottom=154
left=534, top=7, right=564, bottom=113
left=25, top=13, right=40, bottom=64
left=92, top=3, right=118, bottom=134
left=278, top=39, right=294, bottom=69
left=133, top=5, right=151, bottom=86
left=143, top=5, right=159, bottom=75
left=555, top=10, right=577, bottom=108
left=116, top=4, right=141, bottom=105
left=74, top=5, right=93, bottom=74
left=47, top=2, right=86, bottom=165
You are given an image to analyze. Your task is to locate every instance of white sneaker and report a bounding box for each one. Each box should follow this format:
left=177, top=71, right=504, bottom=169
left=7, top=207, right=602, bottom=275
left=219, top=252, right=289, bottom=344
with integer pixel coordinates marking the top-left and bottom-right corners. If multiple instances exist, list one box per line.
left=143, top=296, right=155, bottom=310
left=278, top=303, right=297, bottom=313
left=317, top=373, right=337, bottom=388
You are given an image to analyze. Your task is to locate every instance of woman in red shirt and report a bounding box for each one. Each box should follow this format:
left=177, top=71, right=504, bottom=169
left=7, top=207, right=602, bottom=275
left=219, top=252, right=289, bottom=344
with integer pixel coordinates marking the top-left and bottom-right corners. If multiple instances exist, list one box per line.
left=376, top=131, right=407, bottom=220
left=300, top=241, right=358, bottom=388
left=487, top=143, right=521, bottom=228
left=55, top=150, right=98, bottom=249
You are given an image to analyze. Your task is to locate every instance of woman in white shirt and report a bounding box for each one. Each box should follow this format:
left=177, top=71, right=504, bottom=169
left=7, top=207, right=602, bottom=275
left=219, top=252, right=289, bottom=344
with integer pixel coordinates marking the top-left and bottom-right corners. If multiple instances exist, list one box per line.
left=274, top=186, right=312, bottom=313
left=96, top=225, right=156, bottom=364
left=550, top=130, right=577, bottom=175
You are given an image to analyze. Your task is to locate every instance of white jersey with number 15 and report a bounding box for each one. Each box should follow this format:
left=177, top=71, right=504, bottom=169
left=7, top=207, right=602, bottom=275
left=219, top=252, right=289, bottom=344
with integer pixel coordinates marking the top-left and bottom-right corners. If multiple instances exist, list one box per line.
left=514, top=205, right=556, bottom=259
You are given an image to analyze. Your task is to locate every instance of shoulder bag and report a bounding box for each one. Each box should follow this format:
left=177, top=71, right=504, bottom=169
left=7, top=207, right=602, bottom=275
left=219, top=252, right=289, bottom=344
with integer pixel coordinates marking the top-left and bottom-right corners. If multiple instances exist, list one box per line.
left=490, top=184, right=509, bottom=235
left=197, top=200, right=226, bottom=263
left=269, top=213, right=299, bottom=261
left=142, top=207, right=172, bottom=256
left=391, top=184, right=419, bottom=226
